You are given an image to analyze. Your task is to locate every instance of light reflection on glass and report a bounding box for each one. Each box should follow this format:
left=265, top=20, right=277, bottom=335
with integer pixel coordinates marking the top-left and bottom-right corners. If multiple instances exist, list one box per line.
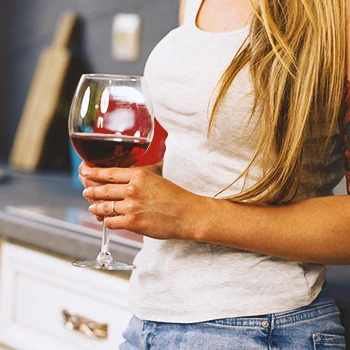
left=80, top=87, right=90, bottom=119
left=100, top=88, right=110, bottom=113
left=97, top=116, right=104, bottom=128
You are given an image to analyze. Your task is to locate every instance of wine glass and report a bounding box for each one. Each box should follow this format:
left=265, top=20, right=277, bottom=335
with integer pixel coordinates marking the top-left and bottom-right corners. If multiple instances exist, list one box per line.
left=68, top=74, right=154, bottom=270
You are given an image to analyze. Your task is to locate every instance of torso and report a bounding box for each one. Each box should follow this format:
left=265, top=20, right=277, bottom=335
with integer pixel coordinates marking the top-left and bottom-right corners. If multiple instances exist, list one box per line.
left=128, top=0, right=345, bottom=323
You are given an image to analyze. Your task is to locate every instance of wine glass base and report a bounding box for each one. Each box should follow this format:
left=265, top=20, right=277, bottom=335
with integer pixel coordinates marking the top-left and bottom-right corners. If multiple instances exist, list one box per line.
left=72, top=259, right=136, bottom=271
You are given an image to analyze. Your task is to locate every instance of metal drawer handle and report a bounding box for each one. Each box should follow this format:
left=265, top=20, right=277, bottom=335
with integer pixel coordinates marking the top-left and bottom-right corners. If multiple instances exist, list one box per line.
left=62, top=309, right=108, bottom=339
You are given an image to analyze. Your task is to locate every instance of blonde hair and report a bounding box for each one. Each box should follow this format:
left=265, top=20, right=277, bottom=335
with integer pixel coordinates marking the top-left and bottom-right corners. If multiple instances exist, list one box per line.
left=211, top=0, right=346, bottom=204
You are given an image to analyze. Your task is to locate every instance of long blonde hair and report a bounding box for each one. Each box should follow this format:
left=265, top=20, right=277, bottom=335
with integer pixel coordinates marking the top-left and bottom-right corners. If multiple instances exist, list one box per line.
left=211, top=0, right=346, bottom=204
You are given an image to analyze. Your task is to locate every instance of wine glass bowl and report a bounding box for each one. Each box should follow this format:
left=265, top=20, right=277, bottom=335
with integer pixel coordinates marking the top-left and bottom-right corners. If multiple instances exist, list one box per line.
left=69, top=74, right=153, bottom=168
left=68, top=74, right=154, bottom=270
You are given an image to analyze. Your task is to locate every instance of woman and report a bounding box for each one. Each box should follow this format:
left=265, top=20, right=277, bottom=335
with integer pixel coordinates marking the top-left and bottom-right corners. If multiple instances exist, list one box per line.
left=80, top=0, right=350, bottom=348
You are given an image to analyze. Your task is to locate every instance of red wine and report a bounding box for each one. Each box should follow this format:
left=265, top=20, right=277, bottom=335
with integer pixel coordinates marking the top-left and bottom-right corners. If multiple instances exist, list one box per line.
left=70, top=133, right=150, bottom=168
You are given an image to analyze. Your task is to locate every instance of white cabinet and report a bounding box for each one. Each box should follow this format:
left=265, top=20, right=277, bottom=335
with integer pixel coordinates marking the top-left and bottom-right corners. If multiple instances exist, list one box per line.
left=0, top=242, right=133, bottom=350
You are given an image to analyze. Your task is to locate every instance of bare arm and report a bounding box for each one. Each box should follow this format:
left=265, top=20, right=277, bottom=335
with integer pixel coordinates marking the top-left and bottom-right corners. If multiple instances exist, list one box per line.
left=81, top=159, right=350, bottom=265
left=194, top=195, right=350, bottom=264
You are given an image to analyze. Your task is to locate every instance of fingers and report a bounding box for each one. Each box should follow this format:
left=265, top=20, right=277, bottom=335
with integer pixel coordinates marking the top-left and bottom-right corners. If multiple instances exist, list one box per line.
left=95, top=215, right=104, bottom=222
left=78, top=162, right=152, bottom=231
left=88, top=200, right=127, bottom=217
left=80, top=162, right=132, bottom=184
left=78, top=175, right=104, bottom=189
left=88, top=201, right=127, bottom=230
left=82, top=183, right=127, bottom=201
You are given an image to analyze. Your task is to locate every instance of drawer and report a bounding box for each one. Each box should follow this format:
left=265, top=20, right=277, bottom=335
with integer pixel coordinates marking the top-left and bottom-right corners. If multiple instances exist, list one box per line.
left=0, top=242, right=133, bottom=350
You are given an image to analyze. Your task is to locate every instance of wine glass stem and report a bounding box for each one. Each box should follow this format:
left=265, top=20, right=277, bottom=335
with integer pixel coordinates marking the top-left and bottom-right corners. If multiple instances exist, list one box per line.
left=101, top=218, right=110, bottom=254
left=96, top=218, right=113, bottom=264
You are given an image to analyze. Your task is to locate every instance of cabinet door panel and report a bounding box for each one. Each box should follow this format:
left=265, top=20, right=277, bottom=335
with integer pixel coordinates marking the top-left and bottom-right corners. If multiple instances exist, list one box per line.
left=0, top=242, right=133, bottom=350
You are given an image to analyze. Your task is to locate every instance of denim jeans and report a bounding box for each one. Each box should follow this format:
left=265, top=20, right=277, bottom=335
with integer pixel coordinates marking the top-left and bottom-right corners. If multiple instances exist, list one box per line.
left=119, top=292, right=346, bottom=350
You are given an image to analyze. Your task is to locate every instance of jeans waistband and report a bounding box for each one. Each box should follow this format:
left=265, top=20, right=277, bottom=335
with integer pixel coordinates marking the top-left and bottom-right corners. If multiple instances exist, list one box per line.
left=207, top=295, right=339, bottom=328
left=273, top=301, right=339, bottom=327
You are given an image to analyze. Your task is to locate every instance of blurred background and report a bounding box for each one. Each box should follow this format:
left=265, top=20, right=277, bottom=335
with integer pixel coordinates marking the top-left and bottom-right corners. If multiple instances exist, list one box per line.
left=0, top=0, right=177, bottom=169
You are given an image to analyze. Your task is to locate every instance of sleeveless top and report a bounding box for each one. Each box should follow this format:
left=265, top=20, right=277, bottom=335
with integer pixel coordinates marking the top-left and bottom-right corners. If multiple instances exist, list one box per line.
left=128, top=0, right=345, bottom=323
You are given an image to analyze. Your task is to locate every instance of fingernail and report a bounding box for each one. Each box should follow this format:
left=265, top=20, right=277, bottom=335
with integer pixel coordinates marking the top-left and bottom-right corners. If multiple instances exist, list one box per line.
left=88, top=204, right=95, bottom=212
left=82, top=188, right=90, bottom=197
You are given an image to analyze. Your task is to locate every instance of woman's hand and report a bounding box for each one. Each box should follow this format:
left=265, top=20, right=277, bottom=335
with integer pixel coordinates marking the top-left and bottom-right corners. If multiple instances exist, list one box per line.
left=78, top=162, right=207, bottom=241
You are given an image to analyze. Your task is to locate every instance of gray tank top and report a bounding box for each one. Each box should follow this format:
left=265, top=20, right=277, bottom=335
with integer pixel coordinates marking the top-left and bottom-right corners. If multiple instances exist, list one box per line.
left=128, top=0, right=344, bottom=322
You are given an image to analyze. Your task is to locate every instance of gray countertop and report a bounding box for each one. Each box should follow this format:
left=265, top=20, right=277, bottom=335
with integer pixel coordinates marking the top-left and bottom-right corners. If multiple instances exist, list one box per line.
left=0, top=166, right=139, bottom=271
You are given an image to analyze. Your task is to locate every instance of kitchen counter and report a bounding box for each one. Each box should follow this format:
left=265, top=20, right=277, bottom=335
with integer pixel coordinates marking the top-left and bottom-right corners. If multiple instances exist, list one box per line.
left=0, top=166, right=139, bottom=268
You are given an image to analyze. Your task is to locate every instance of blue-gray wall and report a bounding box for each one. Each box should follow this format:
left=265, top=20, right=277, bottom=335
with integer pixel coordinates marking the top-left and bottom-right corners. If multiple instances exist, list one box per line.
left=0, top=0, right=178, bottom=162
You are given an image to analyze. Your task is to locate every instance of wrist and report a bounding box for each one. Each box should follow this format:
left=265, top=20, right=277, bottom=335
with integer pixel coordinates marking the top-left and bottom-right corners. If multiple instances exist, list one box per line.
left=191, top=197, right=270, bottom=250
left=190, top=196, right=224, bottom=243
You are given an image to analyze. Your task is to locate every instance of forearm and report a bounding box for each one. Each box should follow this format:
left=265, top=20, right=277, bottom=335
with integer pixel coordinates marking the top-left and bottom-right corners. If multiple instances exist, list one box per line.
left=79, top=163, right=350, bottom=264
left=195, top=195, right=350, bottom=264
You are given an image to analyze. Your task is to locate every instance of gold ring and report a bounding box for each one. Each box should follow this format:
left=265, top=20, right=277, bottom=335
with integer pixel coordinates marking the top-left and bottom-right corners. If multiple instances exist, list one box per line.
left=111, top=201, right=117, bottom=215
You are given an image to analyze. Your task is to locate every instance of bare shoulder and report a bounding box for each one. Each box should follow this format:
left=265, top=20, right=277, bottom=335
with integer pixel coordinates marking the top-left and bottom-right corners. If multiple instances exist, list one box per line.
left=179, top=0, right=188, bottom=25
